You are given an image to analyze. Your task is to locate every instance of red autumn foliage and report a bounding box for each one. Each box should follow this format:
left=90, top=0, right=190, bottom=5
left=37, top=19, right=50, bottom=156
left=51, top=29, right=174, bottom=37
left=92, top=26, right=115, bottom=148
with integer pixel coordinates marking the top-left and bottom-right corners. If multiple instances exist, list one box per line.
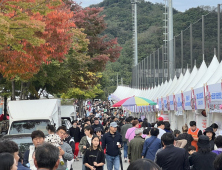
left=0, top=1, right=75, bottom=80
left=71, top=4, right=122, bottom=72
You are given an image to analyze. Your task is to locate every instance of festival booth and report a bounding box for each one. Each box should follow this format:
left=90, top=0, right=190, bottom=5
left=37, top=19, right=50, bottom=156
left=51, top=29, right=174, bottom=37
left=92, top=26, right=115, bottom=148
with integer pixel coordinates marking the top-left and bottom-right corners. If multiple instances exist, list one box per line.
left=111, top=55, right=222, bottom=132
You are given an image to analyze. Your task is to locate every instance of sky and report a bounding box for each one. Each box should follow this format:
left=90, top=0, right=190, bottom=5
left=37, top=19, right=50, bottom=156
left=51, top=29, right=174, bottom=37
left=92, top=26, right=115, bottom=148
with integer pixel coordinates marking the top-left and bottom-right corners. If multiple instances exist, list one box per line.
left=75, top=0, right=221, bottom=12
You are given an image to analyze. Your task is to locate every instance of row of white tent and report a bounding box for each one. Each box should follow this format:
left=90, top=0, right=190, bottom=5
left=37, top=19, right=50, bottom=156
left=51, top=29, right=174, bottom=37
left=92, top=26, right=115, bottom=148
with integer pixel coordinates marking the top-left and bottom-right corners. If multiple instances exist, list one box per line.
left=112, top=55, right=222, bottom=133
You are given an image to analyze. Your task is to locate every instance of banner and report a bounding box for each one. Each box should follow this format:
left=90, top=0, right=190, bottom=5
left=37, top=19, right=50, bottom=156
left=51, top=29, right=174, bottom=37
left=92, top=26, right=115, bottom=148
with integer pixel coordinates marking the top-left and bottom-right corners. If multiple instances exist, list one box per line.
left=175, top=93, right=183, bottom=115
left=166, top=96, right=170, bottom=110
left=191, top=89, right=197, bottom=110
left=194, top=87, right=205, bottom=110
left=160, top=113, right=169, bottom=121
left=163, top=97, right=168, bottom=111
left=207, top=83, right=222, bottom=113
left=169, top=95, right=174, bottom=110
left=184, top=91, right=192, bottom=110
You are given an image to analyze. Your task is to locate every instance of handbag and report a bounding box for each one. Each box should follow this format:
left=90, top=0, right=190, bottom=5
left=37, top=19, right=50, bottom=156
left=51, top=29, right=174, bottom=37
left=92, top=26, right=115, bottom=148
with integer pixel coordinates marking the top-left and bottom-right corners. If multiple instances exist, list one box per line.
left=144, top=137, right=156, bottom=157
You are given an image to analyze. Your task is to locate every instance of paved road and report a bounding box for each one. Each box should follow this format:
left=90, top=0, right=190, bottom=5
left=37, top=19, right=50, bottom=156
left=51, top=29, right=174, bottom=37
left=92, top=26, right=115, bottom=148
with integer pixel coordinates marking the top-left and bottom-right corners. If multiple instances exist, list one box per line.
left=72, top=151, right=129, bottom=170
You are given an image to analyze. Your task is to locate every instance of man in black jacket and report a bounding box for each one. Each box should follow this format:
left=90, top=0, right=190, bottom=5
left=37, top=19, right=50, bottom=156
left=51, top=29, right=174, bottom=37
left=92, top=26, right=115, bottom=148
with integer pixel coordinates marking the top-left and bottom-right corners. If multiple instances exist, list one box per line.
left=102, top=122, right=122, bottom=170
left=91, top=118, right=104, bottom=132
left=155, top=133, right=190, bottom=170
left=64, top=131, right=75, bottom=170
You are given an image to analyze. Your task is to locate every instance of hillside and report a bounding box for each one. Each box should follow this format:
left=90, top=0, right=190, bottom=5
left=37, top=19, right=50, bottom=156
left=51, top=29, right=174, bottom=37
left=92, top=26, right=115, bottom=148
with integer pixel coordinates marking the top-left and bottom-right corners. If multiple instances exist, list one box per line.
left=91, top=0, right=217, bottom=93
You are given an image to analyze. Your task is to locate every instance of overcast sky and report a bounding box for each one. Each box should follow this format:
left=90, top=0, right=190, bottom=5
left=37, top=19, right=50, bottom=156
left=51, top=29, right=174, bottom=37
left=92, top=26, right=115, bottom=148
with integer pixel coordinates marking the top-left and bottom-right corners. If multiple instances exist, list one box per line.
left=75, top=0, right=220, bottom=12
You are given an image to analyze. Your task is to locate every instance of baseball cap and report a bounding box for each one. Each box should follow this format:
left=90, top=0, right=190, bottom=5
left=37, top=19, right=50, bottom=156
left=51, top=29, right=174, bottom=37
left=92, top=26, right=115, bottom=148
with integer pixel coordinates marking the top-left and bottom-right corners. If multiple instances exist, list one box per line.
left=157, top=117, right=164, bottom=121
left=110, top=122, right=118, bottom=128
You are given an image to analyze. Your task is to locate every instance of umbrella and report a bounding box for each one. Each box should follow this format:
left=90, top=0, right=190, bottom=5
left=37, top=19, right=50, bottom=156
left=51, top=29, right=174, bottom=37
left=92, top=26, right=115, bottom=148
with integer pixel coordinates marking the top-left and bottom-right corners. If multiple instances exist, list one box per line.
left=112, top=96, right=156, bottom=107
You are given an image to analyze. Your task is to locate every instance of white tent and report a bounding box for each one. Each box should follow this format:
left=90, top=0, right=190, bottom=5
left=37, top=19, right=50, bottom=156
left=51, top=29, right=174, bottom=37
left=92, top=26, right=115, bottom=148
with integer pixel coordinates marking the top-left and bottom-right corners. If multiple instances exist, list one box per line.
left=180, top=65, right=198, bottom=92
left=174, top=69, right=190, bottom=94
left=207, top=61, right=222, bottom=85
left=168, top=73, right=183, bottom=96
left=194, top=55, right=219, bottom=88
left=184, top=61, right=207, bottom=92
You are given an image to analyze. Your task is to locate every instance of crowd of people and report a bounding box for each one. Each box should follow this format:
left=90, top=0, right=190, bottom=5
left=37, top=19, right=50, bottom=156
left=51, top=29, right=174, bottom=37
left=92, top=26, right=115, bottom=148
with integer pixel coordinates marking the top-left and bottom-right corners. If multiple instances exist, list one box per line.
left=1, top=100, right=222, bottom=170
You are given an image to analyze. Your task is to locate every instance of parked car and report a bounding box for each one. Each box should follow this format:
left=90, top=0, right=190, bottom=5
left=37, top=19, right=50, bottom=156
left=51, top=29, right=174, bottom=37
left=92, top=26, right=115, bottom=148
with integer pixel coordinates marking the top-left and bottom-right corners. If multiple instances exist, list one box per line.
left=1, top=134, right=32, bottom=155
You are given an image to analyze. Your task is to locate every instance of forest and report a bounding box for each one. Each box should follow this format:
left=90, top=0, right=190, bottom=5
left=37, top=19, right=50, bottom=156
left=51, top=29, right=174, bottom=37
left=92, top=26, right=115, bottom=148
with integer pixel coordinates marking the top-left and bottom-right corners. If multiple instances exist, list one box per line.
left=92, top=0, right=221, bottom=93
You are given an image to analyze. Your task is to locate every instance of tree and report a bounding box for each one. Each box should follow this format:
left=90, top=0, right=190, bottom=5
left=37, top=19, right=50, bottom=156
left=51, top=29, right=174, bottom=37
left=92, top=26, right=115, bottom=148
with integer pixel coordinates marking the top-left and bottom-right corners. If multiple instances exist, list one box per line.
left=71, top=5, right=122, bottom=73
left=0, top=0, right=75, bottom=99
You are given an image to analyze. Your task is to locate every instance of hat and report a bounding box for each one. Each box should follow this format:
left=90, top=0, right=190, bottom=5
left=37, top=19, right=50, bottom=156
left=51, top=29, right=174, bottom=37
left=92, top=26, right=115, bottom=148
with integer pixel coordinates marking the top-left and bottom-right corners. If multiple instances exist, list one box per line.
left=203, top=127, right=215, bottom=139
left=94, top=127, right=103, bottom=132
left=197, top=135, right=210, bottom=148
left=110, top=122, right=118, bottom=127
left=138, top=119, right=142, bottom=123
left=157, top=117, right=164, bottom=121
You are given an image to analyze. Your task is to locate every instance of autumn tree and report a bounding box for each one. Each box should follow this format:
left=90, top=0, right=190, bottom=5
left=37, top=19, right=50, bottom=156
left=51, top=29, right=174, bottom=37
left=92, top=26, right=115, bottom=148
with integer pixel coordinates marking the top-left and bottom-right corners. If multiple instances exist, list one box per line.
left=71, top=4, right=122, bottom=73
left=0, top=0, right=75, bottom=99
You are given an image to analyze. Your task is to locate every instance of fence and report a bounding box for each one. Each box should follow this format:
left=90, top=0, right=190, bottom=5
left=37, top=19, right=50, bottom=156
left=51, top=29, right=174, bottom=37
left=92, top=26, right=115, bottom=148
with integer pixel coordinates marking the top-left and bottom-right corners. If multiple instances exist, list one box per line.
left=131, top=4, right=222, bottom=89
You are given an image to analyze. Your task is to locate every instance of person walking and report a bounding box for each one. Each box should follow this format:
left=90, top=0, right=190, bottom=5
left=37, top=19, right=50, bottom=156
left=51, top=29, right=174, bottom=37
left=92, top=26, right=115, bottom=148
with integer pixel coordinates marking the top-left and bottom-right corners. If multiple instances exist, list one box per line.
left=120, top=117, right=132, bottom=162
left=212, top=135, right=222, bottom=155
left=64, top=131, right=75, bottom=170
left=102, top=122, right=122, bottom=170
left=157, top=121, right=166, bottom=139
left=177, top=124, right=194, bottom=151
left=141, top=128, right=161, bottom=161
left=125, top=120, right=139, bottom=143
left=0, top=153, right=18, bottom=170
left=34, top=143, right=60, bottom=170
left=128, top=128, right=144, bottom=163
left=79, top=126, right=94, bottom=170
left=91, top=118, right=104, bottom=133
left=203, top=127, right=215, bottom=151
left=56, top=126, right=74, bottom=170
left=189, top=135, right=217, bottom=170
left=23, top=130, right=45, bottom=170
left=69, top=120, right=81, bottom=161
left=84, top=136, right=105, bottom=170
left=127, top=159, right=161, bottom=170
left=155, top=133, right=190, bottom=170
left=188, top=121, right=202, bottom=151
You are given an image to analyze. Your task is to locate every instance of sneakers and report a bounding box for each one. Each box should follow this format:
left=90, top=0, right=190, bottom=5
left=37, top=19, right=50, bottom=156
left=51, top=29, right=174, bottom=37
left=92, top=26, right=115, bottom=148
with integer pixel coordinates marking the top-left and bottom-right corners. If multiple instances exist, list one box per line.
left=124, top=158, right=127, bottom=163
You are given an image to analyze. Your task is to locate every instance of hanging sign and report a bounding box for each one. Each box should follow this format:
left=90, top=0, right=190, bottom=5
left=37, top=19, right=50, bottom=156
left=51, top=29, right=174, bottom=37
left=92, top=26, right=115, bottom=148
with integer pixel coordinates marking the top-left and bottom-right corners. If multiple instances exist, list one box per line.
left=160, top=113, right=169, bottom=121
left=169, top=95, right=174, bottom=110
left=166, top=95, right=170, bottom=111
left=184, top=91, right=192, bottom=110
left=163, top=97, right=168, bottom=111
left=175, top=93, right=183, bottom=115
left=194, top=87, right=205, bottom=110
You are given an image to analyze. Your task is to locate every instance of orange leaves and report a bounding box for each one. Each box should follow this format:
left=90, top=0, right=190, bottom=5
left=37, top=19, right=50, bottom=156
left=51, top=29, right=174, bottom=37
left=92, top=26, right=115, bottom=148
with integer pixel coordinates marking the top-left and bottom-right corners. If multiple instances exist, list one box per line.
left=0, top=0, right=75, bottom=80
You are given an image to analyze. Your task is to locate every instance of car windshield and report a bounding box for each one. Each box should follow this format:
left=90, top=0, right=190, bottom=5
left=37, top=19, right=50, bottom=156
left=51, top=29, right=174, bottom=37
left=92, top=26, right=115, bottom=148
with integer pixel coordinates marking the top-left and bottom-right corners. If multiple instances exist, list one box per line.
left=8, top=136, right=33, bottom=154
left=9, top=120, right=49, bottom=134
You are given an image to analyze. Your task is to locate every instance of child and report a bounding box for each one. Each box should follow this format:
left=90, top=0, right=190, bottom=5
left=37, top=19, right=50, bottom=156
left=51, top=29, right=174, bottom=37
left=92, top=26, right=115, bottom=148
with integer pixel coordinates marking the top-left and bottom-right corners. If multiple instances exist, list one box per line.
left=45, top=125, right=64, bottom=165
left=84, top=136, right=105, bottom=170
left=188, top=146, right=196, bottom=156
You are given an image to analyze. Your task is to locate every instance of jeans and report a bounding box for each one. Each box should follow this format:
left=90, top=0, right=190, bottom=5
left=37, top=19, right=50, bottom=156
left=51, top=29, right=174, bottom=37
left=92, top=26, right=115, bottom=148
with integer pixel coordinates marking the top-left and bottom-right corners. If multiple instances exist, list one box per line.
left=106, top=154, right=120, bottom=170
left=123, top=141, right=128, bottom=158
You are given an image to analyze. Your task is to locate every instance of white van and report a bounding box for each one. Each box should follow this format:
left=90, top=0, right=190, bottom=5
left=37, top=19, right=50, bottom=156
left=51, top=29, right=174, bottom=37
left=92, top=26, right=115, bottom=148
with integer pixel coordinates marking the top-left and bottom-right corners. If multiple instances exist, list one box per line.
left=7, top=99, right=61, bottom=135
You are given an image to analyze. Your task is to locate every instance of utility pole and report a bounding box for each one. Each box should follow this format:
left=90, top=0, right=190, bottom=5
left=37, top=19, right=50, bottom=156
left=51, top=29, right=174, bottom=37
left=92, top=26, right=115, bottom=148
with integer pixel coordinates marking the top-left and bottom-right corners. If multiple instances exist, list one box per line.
left=131, top=0, right=140, bottom=66
left=168, top=0, right=174, bottom=79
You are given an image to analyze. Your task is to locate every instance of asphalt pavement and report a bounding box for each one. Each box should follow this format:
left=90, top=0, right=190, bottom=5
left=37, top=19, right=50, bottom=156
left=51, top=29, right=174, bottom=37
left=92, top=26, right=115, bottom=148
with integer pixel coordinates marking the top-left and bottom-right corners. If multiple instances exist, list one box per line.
left=72, top=151, right=129, bottom=170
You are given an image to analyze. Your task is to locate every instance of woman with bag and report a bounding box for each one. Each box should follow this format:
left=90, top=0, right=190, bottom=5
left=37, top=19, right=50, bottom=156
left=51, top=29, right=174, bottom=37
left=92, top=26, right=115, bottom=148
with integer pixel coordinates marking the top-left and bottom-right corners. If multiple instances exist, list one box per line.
left=84, top=136, right=105, bottom=170
left=141, top=128, right=162, bottom=161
